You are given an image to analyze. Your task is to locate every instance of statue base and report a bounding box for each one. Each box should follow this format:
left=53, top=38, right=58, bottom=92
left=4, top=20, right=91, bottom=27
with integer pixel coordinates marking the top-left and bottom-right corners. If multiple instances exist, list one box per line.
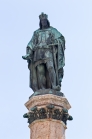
left=29, top=89, right=64, bottom=99
left=23, top=90, right=73, bottom=139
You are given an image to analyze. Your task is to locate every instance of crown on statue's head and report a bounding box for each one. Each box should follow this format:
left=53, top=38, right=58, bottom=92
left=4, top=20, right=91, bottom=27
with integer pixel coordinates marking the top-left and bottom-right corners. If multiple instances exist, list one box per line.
left=39, top=12, right=48, bottom=20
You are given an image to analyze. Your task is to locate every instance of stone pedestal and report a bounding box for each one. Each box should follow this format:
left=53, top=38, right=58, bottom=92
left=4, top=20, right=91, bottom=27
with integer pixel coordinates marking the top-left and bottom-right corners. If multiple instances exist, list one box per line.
left=23, top=91, right=72, bottom=139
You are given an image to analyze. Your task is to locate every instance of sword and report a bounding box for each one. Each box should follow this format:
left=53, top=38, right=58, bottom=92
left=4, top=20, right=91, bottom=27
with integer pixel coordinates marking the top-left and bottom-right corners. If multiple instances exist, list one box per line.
left=52, top=45, right=59, bottom=85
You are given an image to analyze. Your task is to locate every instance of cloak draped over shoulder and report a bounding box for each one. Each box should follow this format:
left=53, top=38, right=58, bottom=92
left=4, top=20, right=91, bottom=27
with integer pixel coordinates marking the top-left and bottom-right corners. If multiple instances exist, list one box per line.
left=26, top=26, right=65, bottom=70
left=25, top=26, right=65, bottom=91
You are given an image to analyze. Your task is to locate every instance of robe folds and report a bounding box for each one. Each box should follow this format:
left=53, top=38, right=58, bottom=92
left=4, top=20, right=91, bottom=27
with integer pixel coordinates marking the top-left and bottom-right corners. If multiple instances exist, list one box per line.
left=26, top=26, right=65, bottom=91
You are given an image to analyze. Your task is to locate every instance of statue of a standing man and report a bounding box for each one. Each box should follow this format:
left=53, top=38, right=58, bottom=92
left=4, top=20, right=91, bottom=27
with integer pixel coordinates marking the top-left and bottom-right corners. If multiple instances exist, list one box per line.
left=22, top=13, right=65, bottom=92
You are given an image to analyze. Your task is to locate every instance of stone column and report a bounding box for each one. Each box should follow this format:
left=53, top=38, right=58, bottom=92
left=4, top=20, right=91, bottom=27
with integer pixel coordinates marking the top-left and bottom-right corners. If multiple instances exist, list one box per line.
left=29, top=119, right=66, bottom=139
left=23, top=90, right=72, bottom=139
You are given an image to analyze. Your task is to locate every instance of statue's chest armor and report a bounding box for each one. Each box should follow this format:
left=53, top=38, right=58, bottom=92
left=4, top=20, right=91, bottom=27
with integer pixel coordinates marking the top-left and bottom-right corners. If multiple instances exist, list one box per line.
left=37, top=30, right=52, bottom=46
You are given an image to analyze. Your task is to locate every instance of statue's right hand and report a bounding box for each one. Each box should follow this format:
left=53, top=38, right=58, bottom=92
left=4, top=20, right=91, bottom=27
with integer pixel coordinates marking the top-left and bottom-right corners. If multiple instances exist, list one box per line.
left=22, top=56, right=27, bottom=60
left=22, top=56, right=26, bottom=60
left=22, top=54, right=30, bottom=60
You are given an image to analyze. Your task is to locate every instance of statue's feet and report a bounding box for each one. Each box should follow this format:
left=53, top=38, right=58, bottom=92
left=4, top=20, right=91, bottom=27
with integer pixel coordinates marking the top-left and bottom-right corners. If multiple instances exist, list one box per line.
left=22, top=54, right=30, bottom=60
left=52, top=85, right=61, bottom=91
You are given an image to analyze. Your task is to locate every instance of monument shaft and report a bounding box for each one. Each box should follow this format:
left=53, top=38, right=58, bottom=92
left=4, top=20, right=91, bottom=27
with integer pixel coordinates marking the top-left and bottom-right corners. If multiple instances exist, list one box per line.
left=29, top=119, right=66, bottom=139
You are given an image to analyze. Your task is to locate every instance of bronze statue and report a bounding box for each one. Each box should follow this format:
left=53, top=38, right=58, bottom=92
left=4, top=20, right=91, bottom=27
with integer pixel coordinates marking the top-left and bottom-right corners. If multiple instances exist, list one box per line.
left=22, top=13, right=65, bottom=92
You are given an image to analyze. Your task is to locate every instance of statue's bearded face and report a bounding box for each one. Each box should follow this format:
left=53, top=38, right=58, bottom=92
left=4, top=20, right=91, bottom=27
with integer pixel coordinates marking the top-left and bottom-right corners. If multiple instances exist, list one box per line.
left=41, top=19, right=48, bottom=27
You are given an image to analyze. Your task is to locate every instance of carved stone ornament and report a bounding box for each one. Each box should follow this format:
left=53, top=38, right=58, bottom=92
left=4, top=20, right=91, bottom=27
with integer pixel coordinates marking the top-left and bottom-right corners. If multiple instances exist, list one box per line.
left=23, top=104, right=73, bottom=125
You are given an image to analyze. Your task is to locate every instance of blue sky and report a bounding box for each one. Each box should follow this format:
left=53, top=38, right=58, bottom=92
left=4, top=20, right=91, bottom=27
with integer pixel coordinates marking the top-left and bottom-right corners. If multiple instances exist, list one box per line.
left=0, top=0, right=92, bottom=139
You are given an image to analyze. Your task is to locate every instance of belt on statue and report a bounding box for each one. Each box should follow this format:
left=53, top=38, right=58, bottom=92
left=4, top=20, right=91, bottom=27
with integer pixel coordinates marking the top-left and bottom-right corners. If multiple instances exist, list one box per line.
left=33, top=43, right=58, bottom=51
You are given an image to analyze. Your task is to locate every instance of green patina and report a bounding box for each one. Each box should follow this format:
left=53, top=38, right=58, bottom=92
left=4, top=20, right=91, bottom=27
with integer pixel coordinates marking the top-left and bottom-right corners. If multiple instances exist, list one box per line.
left=22, top=13, right=65, bottom=92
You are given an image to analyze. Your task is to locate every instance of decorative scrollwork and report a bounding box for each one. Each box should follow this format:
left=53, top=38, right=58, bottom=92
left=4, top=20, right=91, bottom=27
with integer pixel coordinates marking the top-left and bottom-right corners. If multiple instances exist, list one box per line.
left=23, top=104, right=73, bottom=125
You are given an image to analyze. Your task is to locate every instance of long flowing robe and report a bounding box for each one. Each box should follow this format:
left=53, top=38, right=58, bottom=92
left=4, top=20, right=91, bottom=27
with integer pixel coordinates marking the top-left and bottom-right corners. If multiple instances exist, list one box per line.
left=26, top=26, right=65, bottom=91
